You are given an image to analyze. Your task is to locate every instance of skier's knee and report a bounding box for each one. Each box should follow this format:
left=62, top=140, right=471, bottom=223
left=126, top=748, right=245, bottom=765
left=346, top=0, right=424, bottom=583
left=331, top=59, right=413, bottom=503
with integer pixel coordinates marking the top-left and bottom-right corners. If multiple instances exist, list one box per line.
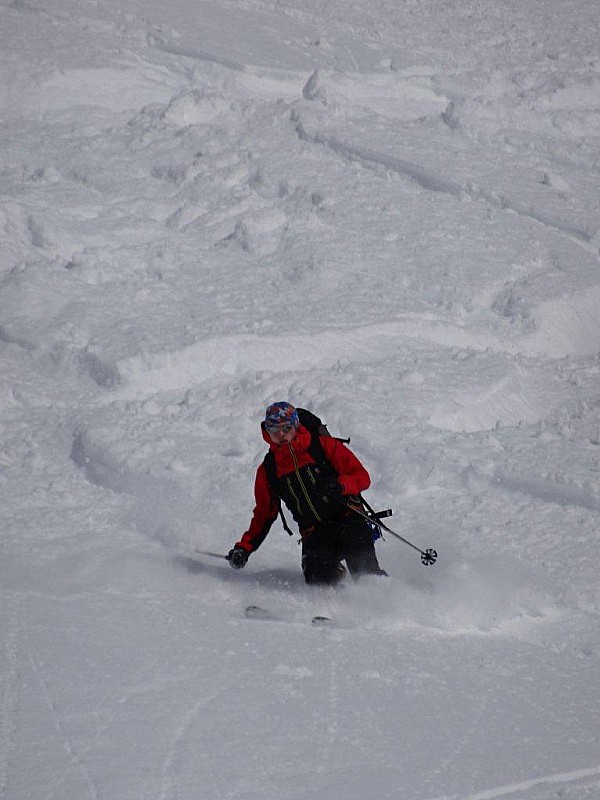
left=302, top=553, right=344, bottom=586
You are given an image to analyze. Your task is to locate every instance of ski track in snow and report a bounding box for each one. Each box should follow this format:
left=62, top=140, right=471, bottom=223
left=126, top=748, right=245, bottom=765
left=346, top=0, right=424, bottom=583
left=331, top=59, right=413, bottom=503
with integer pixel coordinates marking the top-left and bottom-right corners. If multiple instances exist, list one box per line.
left=78, top=17, right=600, bottom=257
left=115, top=320, right=505, bottom=398
left=27, top=650, right=101, bottom=800
left=491, top=467, right=600, bottom=513
left=295, top=118, right=598, bottom=253
left=4, top=2, right=600, bottom=799
left=114, top=318, right=596, bottom=404
left=0, top=596, right=19, bottom=797
left=153, top=37, right=600, bottom=257
left=429, top=764, right=600, bottom=800
left=158, top=688, right=226, bottom=800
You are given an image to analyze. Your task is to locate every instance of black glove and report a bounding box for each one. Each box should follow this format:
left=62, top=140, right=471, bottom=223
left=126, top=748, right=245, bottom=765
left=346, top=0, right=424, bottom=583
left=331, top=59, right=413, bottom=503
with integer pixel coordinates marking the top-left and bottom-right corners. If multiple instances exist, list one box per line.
left=226, top=546, right=249, bottom=570
left=320, top=477, right=343, bottom=498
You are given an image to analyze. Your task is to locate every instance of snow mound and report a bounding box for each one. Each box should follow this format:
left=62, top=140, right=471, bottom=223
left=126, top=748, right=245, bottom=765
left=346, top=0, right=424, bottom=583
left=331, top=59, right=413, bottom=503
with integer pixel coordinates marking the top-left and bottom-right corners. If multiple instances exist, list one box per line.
left=13, top=65, right=177, bottom=116
left=302, top=67, right=448, bottom=119
left=530, top=286, right=600, bottom=357
left=161, top=90, right=229, bottom=126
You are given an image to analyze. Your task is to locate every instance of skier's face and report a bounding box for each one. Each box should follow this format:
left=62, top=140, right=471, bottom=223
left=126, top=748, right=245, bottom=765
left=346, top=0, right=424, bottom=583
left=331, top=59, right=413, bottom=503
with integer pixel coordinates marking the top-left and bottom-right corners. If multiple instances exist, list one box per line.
left=267, top=424, right=297, bottom=444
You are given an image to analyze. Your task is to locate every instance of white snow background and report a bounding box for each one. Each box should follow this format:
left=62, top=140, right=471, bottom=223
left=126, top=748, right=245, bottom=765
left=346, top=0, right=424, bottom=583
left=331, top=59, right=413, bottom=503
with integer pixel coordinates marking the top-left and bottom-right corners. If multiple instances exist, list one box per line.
left=2, top=1, right=600, bottom=798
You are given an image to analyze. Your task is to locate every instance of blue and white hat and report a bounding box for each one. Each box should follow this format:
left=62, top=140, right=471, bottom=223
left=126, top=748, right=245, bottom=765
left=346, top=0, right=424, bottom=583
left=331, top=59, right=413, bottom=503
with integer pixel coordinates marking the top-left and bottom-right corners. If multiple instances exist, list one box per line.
left=264, top=402, right=299, bottom=429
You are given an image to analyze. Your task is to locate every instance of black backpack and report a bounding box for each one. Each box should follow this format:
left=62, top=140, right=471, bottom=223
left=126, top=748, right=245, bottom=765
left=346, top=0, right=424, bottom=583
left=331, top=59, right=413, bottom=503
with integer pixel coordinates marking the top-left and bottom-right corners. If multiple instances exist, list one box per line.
left=261, top=408, right=390, bottom=537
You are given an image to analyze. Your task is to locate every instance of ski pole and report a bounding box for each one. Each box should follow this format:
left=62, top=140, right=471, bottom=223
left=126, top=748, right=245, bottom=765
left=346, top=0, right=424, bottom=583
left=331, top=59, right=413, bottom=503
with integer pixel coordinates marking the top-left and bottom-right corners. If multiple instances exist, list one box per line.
left=342, top=500, right=438, bottom=565
left=194, top=549, right=228, bottom=560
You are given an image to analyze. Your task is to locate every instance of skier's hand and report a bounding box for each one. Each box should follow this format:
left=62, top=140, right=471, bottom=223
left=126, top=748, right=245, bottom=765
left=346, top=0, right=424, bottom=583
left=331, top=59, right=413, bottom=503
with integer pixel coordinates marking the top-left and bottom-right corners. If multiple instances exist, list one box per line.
left=226, top=546, right=249, bottom=570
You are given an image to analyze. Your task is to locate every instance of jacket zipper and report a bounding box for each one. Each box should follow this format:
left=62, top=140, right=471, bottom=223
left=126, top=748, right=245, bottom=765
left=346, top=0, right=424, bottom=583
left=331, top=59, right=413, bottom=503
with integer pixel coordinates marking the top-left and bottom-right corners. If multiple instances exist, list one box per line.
left=288, top=443, right=322, bottom=523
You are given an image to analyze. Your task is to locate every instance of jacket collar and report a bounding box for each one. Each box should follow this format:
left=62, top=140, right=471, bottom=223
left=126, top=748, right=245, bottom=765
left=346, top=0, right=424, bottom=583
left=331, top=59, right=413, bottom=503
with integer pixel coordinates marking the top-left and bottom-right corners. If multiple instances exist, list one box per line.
left=261, top=423, right=311, bottom=451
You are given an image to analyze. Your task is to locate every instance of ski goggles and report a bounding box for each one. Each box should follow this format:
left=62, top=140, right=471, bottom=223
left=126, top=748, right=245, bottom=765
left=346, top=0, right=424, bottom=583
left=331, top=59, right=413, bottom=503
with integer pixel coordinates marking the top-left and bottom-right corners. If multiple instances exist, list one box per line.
left=265, top=423, right=296, bottom=435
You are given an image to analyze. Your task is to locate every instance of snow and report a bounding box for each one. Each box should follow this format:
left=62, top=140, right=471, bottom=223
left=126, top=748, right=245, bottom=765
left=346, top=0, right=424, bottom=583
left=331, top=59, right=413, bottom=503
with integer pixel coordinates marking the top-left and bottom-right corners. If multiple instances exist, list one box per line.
left=2, top=0, right=600, bottom=798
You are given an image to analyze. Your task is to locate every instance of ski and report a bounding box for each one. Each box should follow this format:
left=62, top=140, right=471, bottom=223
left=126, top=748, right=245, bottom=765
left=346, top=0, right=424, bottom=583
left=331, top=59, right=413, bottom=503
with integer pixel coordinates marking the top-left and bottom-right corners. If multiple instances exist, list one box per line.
left=244, top=604, right=281, bottom=621
left=311, top=615, right=333, bottom=627
left=244, top=605, right=336, bottom=628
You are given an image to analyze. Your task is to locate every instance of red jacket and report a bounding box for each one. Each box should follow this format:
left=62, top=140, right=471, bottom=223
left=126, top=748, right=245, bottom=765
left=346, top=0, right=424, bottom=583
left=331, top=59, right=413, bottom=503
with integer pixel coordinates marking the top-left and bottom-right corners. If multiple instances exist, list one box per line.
left=236, top=425, right=370, bottom=553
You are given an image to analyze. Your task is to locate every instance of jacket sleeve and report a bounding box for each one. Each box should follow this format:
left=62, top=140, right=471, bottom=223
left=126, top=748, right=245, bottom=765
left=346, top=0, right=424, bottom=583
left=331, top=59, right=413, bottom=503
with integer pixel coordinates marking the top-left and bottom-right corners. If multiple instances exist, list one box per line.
left=236, top=463, right=280, bottom=553
left=320, top=437, right=371, bottom=496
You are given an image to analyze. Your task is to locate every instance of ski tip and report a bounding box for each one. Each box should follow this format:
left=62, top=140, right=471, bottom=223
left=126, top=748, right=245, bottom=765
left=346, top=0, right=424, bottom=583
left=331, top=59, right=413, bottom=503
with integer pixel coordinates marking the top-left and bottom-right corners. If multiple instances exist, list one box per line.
left=245, top=604, right=280, bottom=621
left=245, top=606, right=335, bottom=627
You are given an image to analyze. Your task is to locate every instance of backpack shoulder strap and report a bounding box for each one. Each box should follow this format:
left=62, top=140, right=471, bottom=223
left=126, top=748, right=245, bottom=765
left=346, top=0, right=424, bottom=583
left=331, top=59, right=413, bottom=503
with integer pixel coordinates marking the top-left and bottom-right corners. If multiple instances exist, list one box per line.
left=262, top=451, right=294, bottom=536
left=308, top=431, right=326, bottom=465
left=262, top=450, right=277, bottom=489
left=307, top=432, right=338, bottom=477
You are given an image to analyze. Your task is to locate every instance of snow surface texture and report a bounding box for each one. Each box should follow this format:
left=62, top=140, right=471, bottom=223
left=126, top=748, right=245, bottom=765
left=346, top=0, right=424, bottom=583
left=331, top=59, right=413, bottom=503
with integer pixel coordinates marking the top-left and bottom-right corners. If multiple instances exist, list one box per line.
left=1, top=0, right=600, bottom=798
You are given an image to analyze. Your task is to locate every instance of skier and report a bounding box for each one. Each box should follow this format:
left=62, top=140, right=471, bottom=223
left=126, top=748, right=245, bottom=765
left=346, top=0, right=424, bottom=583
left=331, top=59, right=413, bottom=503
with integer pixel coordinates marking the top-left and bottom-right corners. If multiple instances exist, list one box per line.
left=227, top=402, right=386, bottom=584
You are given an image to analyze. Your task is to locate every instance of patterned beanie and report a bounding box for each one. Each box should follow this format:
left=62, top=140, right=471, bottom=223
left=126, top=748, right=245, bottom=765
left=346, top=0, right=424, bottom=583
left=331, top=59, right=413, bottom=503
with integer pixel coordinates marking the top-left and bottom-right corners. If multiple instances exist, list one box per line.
left=264, top=402, right=299, bottom=429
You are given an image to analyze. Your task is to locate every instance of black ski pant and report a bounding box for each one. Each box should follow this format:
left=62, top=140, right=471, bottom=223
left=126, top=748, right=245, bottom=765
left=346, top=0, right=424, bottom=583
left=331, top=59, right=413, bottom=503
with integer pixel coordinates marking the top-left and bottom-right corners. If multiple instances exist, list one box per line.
left=301, top=515, right=384, bottom=585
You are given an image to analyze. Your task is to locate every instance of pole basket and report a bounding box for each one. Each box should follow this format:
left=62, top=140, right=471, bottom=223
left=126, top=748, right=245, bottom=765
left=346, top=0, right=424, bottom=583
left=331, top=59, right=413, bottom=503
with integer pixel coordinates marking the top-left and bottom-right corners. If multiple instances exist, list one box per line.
left=421, top=548, right=438, bottom=566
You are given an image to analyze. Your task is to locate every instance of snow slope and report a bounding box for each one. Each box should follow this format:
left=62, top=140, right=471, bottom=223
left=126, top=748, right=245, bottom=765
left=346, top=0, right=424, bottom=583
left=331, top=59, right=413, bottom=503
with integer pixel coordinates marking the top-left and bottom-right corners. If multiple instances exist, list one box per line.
left=1, top=1, right=600, bottom=798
